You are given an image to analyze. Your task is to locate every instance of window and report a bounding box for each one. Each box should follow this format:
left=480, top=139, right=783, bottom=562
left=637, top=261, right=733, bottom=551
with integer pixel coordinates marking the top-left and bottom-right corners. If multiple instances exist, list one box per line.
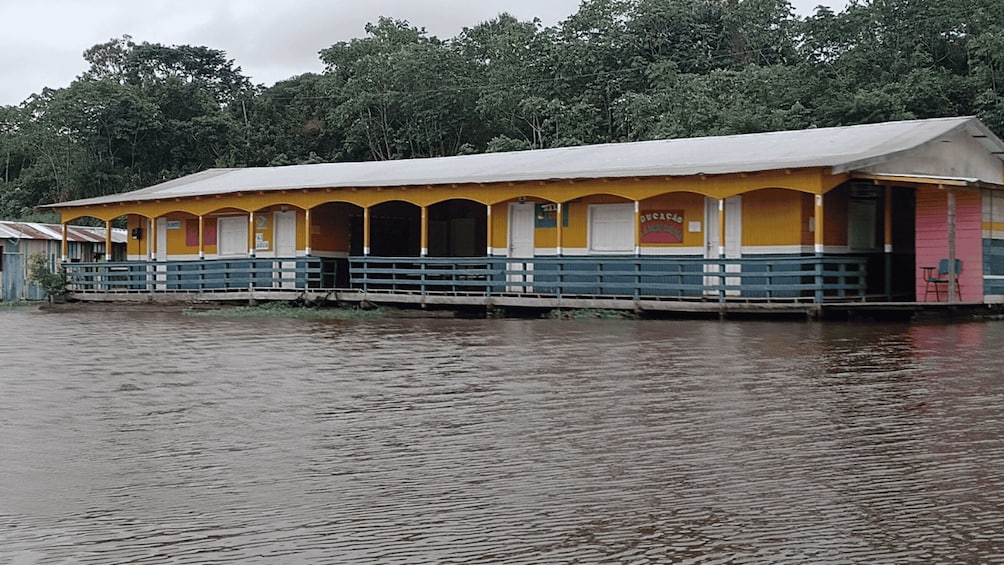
left=589, top=203, right=635, bottom=253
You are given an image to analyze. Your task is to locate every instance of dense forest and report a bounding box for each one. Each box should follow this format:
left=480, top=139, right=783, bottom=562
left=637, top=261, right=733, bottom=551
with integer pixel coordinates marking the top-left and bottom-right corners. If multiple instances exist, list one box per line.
left=1, top=0, right=1003, bottom=221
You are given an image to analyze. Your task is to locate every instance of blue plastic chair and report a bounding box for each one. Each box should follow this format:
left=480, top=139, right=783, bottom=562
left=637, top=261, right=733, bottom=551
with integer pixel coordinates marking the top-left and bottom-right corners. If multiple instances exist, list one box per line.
left=923, top=258, right=962, bottom=301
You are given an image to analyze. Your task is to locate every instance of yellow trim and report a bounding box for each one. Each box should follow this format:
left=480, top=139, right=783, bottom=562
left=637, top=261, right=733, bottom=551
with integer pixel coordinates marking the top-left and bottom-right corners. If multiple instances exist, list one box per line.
left=52, top=168, right=842, bottom=223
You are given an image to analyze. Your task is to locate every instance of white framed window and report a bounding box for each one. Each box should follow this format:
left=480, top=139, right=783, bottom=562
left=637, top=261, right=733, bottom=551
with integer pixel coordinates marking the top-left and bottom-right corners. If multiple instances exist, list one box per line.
left=589, top=203, right=635, bottom=253
left=217, top=216, right=249, bottom=257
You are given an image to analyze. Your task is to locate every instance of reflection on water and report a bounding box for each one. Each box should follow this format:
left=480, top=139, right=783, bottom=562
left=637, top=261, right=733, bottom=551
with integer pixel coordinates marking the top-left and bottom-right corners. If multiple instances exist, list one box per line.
left=1, top=307, right=1002, bottom=563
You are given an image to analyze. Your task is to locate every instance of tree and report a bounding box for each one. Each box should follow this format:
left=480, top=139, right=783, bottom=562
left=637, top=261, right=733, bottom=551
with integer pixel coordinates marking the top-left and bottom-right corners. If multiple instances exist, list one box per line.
left=27, top=252, right=68, bottom=303
left=320, top=18, right=479, bottom=160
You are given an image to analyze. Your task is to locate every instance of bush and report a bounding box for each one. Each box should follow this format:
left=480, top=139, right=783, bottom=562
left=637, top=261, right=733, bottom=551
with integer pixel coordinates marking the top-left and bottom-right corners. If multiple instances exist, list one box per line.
left=26, top=252, right=68, bottom=302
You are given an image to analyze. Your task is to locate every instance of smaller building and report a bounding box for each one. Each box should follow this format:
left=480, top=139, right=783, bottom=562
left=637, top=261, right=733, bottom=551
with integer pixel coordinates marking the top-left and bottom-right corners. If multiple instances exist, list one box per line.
left=0, top=221, right=127, bottom=301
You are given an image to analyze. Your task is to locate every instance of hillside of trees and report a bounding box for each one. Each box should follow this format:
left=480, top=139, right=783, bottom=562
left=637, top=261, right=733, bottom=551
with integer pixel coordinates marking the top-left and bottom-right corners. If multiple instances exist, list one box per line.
left=2, top=0, right=1002, bottom=220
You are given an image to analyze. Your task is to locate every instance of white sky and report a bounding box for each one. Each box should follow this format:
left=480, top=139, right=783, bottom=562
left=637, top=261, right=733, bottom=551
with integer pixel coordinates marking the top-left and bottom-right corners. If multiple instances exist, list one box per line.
left=0, top=0, right=846, bottom=106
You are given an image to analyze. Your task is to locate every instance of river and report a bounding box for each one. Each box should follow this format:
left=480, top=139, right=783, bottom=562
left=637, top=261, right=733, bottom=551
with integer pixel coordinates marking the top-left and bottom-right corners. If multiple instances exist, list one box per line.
left=0, top=306, right=1001, bottom=563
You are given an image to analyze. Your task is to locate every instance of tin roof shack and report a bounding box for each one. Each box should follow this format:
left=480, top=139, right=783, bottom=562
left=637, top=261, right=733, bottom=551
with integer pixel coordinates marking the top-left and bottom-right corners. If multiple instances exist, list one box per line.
left=38, top=117, right=1004, bottom=311
left=1, top=222, right=127, bottom=301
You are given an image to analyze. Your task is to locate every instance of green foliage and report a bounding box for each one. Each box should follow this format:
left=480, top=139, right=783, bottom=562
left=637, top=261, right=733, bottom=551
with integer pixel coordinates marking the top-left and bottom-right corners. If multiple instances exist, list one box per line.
left=547, top=308, right=638, bottom=320
left=3, top=0, right=1004, bottom=213
left=183, top=302, right=383, bottom=320
left=26, top=253, right=68, bottom=302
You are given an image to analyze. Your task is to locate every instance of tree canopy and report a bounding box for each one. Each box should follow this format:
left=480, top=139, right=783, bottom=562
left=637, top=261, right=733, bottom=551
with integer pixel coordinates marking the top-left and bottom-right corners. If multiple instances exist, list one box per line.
left=2, top=0, right=1003, bottom=219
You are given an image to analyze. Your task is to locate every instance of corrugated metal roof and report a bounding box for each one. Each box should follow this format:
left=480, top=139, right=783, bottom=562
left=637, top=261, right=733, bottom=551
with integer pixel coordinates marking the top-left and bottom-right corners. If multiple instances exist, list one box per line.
left=0, top=221, right=128, bottom=243
left=44, top=116, right=1004, bottom=209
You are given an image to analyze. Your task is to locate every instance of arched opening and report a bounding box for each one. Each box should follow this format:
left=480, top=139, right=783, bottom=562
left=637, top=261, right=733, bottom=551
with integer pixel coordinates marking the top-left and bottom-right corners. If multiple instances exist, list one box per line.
left=428, top=199, right=487, bottom=257
left=356, top=201, right=421, bottom=257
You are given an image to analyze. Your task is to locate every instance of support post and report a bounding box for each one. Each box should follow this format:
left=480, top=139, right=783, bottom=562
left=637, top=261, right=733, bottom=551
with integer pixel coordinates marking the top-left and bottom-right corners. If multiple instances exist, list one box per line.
left=634, top=200, right=641, bottom=256
left=198, top=215, right=205, bottom=259
left=304, top=208, right=312, bottom=256
left=363, top=206, right=371, bottom=256
left=718, top=199, right=726, bottom=303
left=420, top=205, right=428, bottom=257
left=947, top=188, right=958, bottom=303
left=814, top=194, right=825, bottom=303
left=556, top=202, right=564, bottom=256
left=105, top=220, right=112, bottom=261
left=149, top=217, right=156, bottom=260
left=248, top=211, right=256, bottom=257
left=814, top=194, right=825, bottom=256
left=61, top=222, right=68, bottom=262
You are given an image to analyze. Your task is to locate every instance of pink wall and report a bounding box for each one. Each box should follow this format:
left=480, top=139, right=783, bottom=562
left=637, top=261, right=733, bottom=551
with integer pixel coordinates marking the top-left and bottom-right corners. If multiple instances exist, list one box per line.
left=915, top=187, right=983, bottom=302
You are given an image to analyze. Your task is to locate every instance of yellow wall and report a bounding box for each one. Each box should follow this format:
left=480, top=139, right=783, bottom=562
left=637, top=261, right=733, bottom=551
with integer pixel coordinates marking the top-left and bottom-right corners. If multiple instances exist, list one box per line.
left=743, top=189, right=805, bottom=246
left=126, top=215, right=144, bottom=256
left=824, top=185, right=850, bottom=246
left=491, top=204, right=508, bottom=250
left=56, top=168, right=849, bottom=257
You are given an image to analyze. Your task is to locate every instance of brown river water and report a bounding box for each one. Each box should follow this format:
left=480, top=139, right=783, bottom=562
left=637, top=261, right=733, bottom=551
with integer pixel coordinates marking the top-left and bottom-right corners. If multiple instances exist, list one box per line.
left=0, top=306, right=1002, bottom=564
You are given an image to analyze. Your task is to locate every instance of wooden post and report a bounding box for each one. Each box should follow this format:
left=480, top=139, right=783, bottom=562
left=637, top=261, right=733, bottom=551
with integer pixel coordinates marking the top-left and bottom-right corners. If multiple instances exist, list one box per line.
left=814, top=194, right=825, bottom=303
left=420, top=205, right=429, bottom=257
left=814, top=194, right=825, bottom=255
left=60, top=222, right=68, bottom=262
left=248, top=211, right=256, bottom=257
left=718, top=199, right=726, bottom=258
left=198, top=215, right=205, bottom=259
left=149, top=217, right=157, bottom=260
left=105, top=220, right=112, bottom=261
left=634, top=200, right=641, bottom=256
left=304, top=208, right=312, bottom=256
left=363, top=206, right=371, bottom=256
left=718, top=199, right=726, bottom=303
left=947, top=188, right=957, bottom=303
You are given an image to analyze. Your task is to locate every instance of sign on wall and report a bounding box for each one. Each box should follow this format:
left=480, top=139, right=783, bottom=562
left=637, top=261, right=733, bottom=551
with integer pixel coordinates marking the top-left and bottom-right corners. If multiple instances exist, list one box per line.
left=535, top=203, right=570, bottom=228
left=639, top=210, right=684, bottom=244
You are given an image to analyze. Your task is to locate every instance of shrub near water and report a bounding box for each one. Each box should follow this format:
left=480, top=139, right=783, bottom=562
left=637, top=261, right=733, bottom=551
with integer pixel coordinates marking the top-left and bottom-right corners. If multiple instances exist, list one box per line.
left=183, top=302, right=383, bottom=320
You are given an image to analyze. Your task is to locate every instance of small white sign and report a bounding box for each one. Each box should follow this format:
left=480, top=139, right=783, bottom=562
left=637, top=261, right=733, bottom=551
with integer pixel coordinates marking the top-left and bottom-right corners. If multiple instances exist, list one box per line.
left=255, top=240, right=270, bottom=250
left=166, top=220, right=182, bottom=230
left=688, top=221, right=702, bottom=233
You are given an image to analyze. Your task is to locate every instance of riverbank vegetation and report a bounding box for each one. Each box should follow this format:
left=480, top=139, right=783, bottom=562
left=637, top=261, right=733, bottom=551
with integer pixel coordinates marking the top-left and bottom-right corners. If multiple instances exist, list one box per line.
left=182, top=302, right=385, bottom=320
left=2, top=0, right=1002, bottom=220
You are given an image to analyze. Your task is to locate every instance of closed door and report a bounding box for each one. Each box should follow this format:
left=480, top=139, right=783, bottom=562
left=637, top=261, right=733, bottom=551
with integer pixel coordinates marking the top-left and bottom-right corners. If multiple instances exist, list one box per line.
left=155, top=218, right=168, bottom=289
left=274, top=210, right=297, bottom=288
left=508, top=203, right=535, bottom=258
left=508, top=202, right=535, bottom=291
left=218, top=216, right=249, bottom=257
left=704, top=197, right=742, bottom=295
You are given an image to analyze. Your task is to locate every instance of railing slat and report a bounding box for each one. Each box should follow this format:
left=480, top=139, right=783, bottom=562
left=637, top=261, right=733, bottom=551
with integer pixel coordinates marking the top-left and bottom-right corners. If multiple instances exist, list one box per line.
left=64, top=255, right=867, bottom=303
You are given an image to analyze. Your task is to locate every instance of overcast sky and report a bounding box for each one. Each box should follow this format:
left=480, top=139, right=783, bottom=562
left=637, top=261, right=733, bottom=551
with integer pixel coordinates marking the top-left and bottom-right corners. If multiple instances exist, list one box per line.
left=0, top=0, right=846, bottom=106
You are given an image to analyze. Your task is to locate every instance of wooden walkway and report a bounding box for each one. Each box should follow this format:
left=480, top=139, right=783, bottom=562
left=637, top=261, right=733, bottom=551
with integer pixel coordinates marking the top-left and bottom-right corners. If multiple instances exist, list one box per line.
left=66, top=288, right=1002, bottom=320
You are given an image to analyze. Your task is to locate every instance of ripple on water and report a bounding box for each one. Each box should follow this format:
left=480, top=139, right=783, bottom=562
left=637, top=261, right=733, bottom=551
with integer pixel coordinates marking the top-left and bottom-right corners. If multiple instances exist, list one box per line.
left=0, top=311, right=1002, bottom=563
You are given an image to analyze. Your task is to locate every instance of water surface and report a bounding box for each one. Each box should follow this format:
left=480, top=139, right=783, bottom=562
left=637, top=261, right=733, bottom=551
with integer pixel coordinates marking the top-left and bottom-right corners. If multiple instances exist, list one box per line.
left=1, top=307, right=1002, bottom=563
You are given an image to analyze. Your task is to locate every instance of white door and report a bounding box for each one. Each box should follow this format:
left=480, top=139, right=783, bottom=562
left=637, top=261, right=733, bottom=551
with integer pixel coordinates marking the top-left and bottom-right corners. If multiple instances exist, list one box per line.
left=704, top=198, right=721, bottom=293
left=274, top=210, right=297, bottom=288
left=218, top=216, right=249, bottom=257
left=155, top=218, right=168, bottom=289
left=704, top=197, right=742, bottom=295
left=508, top=202, right=535, bottom=291
left=724, top=196, right=742, bottom=294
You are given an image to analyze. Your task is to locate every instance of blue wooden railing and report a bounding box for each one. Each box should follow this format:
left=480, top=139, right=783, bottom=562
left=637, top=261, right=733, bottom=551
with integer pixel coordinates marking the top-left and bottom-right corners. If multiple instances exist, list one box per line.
left=63, top=257, right=338, bottom=293
left=349, top=255, right=868, bottom=304
left=62, top=255, right=867, bottom=303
